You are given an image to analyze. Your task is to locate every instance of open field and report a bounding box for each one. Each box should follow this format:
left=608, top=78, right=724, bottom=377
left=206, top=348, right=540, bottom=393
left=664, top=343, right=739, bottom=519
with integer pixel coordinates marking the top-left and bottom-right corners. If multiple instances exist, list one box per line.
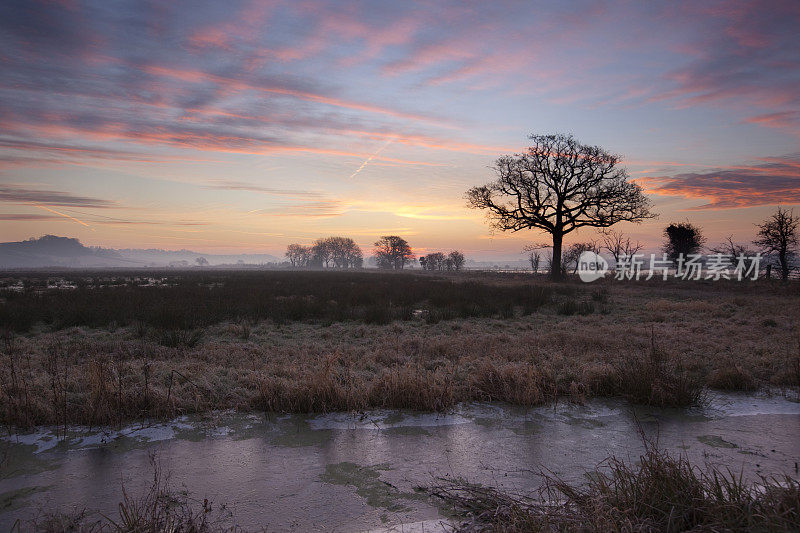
left=1, top=270, right=799, bottom=427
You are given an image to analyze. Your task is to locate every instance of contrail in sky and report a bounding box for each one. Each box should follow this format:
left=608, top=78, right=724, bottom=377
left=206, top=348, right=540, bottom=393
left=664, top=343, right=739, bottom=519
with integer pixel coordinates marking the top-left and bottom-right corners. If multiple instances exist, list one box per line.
left=35, top=204, right=92, bottom=228
left=349, top=137, right=395, bottom=179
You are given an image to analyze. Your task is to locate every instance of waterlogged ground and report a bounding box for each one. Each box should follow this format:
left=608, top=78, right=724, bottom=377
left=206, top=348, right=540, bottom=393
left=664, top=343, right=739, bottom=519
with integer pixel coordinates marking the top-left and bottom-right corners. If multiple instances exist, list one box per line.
left=1, top=393, right=799, bottom=531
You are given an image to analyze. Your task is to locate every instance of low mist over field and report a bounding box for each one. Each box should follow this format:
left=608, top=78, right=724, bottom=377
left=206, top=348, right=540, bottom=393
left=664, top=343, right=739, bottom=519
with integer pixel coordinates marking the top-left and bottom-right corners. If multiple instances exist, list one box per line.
left=0, top=235, right=280, bottom=268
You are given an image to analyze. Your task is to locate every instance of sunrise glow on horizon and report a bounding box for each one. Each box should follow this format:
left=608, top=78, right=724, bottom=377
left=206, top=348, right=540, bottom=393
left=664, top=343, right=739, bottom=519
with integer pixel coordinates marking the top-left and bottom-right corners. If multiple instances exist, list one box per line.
left=1, top=0, right=799, bottom=260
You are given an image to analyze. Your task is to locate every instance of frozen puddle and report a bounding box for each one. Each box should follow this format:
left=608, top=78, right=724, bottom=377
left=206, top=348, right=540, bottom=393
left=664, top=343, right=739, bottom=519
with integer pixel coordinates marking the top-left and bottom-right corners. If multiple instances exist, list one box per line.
left=1, top=392, right=799, bottom=530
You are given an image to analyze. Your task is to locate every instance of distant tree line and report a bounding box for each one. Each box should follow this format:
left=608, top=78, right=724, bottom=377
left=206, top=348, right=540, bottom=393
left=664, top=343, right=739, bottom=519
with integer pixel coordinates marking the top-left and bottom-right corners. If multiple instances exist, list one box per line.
left=659, top=209, right=799, bottom=280
left=419, top=250, right=465, bottom=271
left=524, top=238, right=626, bottom=276
left=287, top=235, right=463, bottom=271
left=286, top=237, right=363, bottom=269
left=519, top=207, right=798, bottom=280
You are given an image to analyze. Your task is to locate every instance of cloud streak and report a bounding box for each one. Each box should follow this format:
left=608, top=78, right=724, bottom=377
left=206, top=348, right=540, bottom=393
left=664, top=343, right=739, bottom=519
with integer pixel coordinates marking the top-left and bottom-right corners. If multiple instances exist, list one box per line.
left=203, top=180, right=326, bottom=199
left=640, top=154, right=800, bottom=209
left=35, top=204, right=92, bottom=227
left=647, top=2, right=800, bottom=133
left=0, top=213, right=61, bottom=221
left=254, top=199, right=347, bottom=218
left=0, top=185, right=115, bottom=208
left=349, top=137, right=395, bottom=179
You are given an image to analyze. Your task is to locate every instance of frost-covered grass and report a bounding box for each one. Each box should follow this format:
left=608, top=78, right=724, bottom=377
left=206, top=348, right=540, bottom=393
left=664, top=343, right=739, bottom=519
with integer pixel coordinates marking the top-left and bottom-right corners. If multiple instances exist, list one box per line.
left=1, top=272, right=797, bottom=427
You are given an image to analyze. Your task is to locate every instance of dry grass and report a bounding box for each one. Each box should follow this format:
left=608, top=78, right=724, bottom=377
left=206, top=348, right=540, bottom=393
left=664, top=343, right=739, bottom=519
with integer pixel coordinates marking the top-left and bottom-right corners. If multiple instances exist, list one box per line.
left=599, top=332, right=708, bottom=407
left=425, top=437, right=800, bottom=532
left=0, top=274, right=798, bottom=427
left=707, top=365, right=759, bottom=392
left=468, top=360, right=556, bottom=405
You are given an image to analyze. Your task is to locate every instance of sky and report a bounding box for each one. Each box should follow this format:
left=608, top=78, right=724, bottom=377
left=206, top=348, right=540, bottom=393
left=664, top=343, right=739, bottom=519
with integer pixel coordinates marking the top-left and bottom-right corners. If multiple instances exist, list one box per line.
left=0, top=0, right=799, bottom=260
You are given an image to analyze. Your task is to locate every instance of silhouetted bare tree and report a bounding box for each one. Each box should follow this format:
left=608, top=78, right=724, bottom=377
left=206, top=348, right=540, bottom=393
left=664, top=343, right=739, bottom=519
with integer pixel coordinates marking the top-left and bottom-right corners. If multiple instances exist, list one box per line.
left=754, top=207, right=798, bottom=281
left=310, top=237, right=363, bottom=269
left=600, top=228, right=643, bottom=265
left=311, top=238, right=333, bottom=268
left=711, top=236, right=759, bottom=275
left=528, top=250, right=541, bottom=272
left=663, top=222, right=706, bottom=262
left=286, top=243, right=311, bottom=267
left=563, top=241, right=599, bottom=274
left=420, top=251, right=445, bottom=270
left=448, top=250, right=465, bottom=271
left=523, top=243, right=549, bottom=273
left=466, top=134, right=653, bottom=280
left=374, top=236, right=414, bottom=269
left=327, top=237, right=363, bottom=268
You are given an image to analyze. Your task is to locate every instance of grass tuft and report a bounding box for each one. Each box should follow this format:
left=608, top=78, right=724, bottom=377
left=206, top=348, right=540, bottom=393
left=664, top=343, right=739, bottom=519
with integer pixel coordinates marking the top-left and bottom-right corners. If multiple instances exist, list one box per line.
left=707, top=365, right=758, bottom=391
left=158, top=328, right=203, bottom=349
left=425, top=439, right=800, bottom=532
left=368, top=364, right=455, bottom=411
left=557, top=299, right=594, bottom=316
left=468, top=361, right=555, bottom=405
left=27, top=454, right=230, bottom=532
left=591, top=332, right=707, bottom=408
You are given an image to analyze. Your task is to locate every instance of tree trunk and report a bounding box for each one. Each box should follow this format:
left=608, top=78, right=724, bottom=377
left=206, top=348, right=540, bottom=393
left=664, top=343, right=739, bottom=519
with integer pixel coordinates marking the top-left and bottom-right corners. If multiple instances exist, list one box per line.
left=779, top=251, right=789, bottom=280
left=550, top=232, right=564, bottom=281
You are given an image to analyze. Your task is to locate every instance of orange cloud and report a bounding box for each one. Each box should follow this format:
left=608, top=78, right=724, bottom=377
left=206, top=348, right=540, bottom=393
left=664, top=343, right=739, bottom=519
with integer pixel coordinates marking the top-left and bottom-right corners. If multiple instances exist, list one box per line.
left=640, top=155, right=800, bottom=209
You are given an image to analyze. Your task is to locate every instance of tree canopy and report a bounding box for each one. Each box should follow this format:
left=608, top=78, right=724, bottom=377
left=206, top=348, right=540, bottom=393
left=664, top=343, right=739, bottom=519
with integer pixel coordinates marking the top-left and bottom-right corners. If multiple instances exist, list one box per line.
left=285, top=237, right=362, bottom=269
left=374, top=236, right=414, bottom=269
left=663, top=222, right=706, bottom=262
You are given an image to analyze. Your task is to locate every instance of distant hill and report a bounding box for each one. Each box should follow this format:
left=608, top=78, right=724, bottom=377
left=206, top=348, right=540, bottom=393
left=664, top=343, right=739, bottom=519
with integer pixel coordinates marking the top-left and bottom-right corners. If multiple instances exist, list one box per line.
left=0, top=235, right=281, bottom=269
left=0, top=235, right=127, bottom=268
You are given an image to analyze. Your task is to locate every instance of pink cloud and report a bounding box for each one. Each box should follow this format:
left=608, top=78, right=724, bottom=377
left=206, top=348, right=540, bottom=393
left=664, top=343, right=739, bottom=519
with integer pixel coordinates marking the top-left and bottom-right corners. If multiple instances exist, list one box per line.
left=743, top=111, right=800, bottom=133
left=140, top=64, right=448, bottom=125
left=640, top=154, right=800, bottom=209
